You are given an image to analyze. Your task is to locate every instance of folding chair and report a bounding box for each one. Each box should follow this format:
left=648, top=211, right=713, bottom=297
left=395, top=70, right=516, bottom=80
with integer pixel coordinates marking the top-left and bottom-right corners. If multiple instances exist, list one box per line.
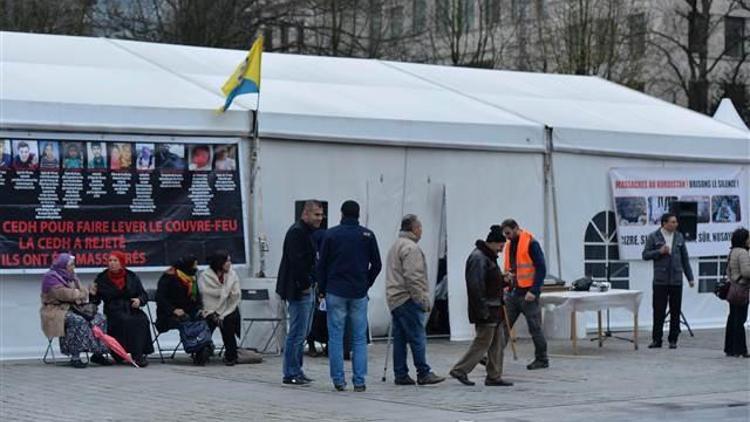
left=238, top=289, right=284, bottom=354
left=145, top=288, right=182, bottom=363
left=42, top=338, right=57, bottom=365
left=42, top=338, right=89, bottom=365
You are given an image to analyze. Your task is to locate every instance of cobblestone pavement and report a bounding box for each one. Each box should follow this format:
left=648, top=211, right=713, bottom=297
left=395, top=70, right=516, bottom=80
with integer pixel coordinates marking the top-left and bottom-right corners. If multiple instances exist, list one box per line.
left=1, top=328, right=748, bottom=421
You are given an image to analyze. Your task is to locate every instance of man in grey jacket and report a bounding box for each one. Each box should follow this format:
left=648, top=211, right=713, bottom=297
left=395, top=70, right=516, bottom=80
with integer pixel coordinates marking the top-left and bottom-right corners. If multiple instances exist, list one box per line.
left=642, top=213, right=695, bottom=349
left=386, top=214, right=445, bottom=386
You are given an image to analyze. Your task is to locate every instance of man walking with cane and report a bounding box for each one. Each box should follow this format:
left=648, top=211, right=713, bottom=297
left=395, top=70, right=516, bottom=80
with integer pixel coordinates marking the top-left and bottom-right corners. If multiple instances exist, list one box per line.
left=449, top=225, right=513, bottom=387
left=385, top=214, right=445, bottom=386
left=500, top=218, right=549, bottom=370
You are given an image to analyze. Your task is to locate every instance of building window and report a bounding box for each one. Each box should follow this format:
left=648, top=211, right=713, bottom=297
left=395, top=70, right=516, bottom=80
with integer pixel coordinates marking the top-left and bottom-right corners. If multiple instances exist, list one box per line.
left=698, top=256, right=728, bottom=294
left=461, top=0, right=475, bottom=32
left=436, top=0, right=450, bottom=34
left=296, top=23, right=305, bottom=50
left=280, top=24, right=289, bottom=51
left=370, top=1, right=383, bottom=40
left=413, top=0, right=427, bottom=32
left=725, top=16, right=746, bottom=58
left=583, top=211, right=630, bottom=289
left=263, top=27, right=274, bottom=51
left=388, top=5, right=404, bottom=38
left=628, top=13, right=646, bottom=58
left=511, top=0, right=529, bottom=22
left=688, top=11, right=707, bottom=55
left=484, top=0, right=501, bottom=27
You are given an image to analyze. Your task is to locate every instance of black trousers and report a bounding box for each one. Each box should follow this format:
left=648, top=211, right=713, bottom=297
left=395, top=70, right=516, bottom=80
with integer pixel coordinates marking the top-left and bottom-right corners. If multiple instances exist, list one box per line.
left=209, top=308, right=240, bottom=361
left=724, top=303, right=748, bottom=356
left=652, top=285, right=682, bottom=344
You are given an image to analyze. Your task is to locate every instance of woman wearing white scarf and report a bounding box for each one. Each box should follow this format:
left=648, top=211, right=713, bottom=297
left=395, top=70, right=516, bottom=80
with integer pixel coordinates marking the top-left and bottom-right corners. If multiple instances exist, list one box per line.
left=199, top=251, right=241, bottom=365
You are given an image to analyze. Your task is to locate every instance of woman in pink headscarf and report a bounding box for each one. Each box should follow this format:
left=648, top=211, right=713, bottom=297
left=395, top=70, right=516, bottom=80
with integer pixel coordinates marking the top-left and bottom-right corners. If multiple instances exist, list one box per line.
left=40, top=253, right=112, bottom=368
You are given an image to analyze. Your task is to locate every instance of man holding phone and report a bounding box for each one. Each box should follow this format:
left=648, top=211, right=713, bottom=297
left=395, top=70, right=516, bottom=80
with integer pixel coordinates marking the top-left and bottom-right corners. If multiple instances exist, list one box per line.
left=642, top=213, right=695, bottom=349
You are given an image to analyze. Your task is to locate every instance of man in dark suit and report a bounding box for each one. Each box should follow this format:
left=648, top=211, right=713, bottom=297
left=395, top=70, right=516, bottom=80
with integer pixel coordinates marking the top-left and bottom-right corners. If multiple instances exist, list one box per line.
left=642, top=213, right=695, bottom=349
left=276, top=200, right=324, bottom=385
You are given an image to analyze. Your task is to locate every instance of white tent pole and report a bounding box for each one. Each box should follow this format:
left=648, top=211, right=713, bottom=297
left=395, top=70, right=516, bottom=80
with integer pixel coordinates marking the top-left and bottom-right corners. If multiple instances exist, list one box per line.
left=545, top=126, right=563, bottom=280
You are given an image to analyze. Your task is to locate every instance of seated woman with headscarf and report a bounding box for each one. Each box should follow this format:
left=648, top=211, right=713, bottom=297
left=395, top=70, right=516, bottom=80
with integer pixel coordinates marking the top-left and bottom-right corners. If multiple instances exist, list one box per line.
left=199, top=250, right=241, bottom=366
left=93, top=251, right=153, bottom=367
left=40, top=254, right=112, bottom=368
left=156, top=255, right=212, bottom=364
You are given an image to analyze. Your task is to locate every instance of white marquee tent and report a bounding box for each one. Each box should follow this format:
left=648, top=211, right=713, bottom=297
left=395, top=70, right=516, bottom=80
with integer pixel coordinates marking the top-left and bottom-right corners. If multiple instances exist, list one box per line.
left=1, top=31, right=748, bottom=359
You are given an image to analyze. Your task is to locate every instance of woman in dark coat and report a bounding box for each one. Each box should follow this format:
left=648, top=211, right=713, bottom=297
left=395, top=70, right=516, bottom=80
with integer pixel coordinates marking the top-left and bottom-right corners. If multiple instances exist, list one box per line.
left=156, top=255, right=211, bottom=364
left=93, top=251, right=153, bottom=367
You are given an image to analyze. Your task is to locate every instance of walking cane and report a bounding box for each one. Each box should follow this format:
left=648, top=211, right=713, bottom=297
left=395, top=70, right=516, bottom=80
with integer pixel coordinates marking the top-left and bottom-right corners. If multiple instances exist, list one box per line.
left=381, top=322, right=392, bottom=382
left=502, top=305, right=518, bottom=361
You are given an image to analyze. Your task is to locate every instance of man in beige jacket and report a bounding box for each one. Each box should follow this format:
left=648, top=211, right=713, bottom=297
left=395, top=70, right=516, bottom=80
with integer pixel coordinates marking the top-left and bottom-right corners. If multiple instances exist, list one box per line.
left=386, top=214, right=445, bottom=386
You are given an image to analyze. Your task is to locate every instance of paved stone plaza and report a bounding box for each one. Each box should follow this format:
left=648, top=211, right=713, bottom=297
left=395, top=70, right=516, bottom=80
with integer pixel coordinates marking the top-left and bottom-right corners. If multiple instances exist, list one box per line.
left=1, top=328, right=748, bottom=421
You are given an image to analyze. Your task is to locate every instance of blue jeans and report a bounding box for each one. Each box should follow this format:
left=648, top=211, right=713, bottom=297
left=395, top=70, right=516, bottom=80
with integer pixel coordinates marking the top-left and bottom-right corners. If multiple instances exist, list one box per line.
left=391, top=299, right=431, bottom=379
left=326, top=293, right=368, bottom=387
left=283, top=292, right=313, bottom=379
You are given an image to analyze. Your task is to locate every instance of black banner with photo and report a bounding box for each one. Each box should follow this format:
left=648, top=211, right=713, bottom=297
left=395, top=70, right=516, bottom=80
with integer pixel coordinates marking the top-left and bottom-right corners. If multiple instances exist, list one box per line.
left=0, top=138, right=246, bottom=271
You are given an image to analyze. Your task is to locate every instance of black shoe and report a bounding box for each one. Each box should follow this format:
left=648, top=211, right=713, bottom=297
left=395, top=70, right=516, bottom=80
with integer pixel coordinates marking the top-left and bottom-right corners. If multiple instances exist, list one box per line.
left=353, top=384, right=366, bottom=392
left=394, top=376, right=416, bottom=385
left=449, top=369, right=475, bottom=386
left=70, top=359, right=88, bottom=369
left=334, top=384, right=346, bottom=391
left=90, top=353, right=113, bottom=366
left=223, top=357, right=236, bottom=366
left=668, top=342, right=677, bottom=349
left=282, top=377, right=310, bottom=386
left=417, top=372, right=446, bottom=385
left=485, top=377, right=514, bottom=386
left=526, top=360, right=549, bottom=370
left=648, top=342, right=662, bottom=349
left=300, top=374, right=313, bottom=383
left=135, top=355, right=149, bottom=367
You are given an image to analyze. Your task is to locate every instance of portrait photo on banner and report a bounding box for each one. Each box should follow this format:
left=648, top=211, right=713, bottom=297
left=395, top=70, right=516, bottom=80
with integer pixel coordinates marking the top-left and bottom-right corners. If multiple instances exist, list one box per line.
left=616, top=196, right=648, bottom=226
left=156, top=143, right=186, bottom=170
left=712, top=195, right=741, bottom=223
left=189, top=144, right=213, bottom=171
left=0, top=139, right=11, bottom=168
left=12, top=139, right=39, bottom=171
left=39, top=141, right=60, bottom=170
left=213, top=144, right=237, bottom=171
left=136, top=143, right=155, bottom=171
left=109, top=143, right=133, bottom=171
left=61, top=141, right=85, bottom=170
left=87, top=142, right=107, bottom=170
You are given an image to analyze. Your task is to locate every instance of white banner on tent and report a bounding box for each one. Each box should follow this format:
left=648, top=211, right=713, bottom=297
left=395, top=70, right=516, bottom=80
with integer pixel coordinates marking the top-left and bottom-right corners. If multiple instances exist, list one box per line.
left=609, top=167, right=746, bottom=260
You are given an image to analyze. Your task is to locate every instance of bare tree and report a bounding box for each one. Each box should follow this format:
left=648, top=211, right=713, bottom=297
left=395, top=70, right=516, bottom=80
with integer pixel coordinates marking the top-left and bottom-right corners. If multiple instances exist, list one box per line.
left=0, top=0, right=96, bottom=35
left=95, top=0, right=293, bottom=49
left=522, top=0, right=646, bottom=86
left=425, top=0, right=508, bottom=67
left=650, top=0, right=749, bottom=115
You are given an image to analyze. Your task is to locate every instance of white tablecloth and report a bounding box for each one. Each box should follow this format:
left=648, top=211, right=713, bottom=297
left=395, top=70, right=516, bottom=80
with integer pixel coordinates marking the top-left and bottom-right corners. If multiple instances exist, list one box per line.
left=541, top=289, right=643, bottom=314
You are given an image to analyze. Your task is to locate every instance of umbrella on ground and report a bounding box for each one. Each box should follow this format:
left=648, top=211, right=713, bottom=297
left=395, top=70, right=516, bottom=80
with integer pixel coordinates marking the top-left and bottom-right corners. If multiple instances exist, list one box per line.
left=91, top=325, right=140, bottom=368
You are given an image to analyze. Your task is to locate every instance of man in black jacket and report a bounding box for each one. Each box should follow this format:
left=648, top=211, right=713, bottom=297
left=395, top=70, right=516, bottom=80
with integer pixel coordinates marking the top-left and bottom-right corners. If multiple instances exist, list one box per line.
left=276, top=200, right=324, bottom=385
left=449, top=226, right=513, bottom=387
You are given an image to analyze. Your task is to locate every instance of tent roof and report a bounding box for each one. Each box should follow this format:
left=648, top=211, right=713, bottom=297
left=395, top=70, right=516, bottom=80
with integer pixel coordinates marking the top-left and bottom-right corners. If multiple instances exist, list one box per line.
left=714, top=98, right=749, bottom=132
left=2, top=31, right=748, bottom=160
